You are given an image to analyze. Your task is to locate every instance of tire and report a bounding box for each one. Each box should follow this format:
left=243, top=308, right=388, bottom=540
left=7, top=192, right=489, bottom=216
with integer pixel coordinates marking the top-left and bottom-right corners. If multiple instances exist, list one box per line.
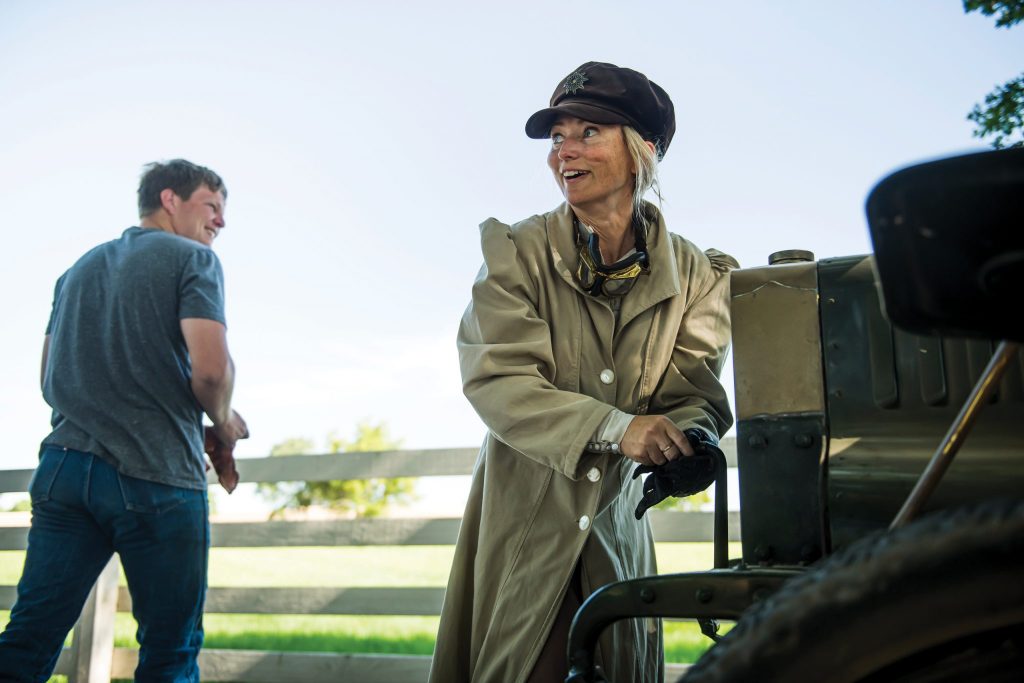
left=679, top=499, right=1024, bottom=683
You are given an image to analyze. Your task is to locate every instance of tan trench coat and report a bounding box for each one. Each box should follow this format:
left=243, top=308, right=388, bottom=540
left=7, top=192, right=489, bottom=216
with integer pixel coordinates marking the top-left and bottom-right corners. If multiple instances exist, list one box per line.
left=430, top=202, right=737, bottom=683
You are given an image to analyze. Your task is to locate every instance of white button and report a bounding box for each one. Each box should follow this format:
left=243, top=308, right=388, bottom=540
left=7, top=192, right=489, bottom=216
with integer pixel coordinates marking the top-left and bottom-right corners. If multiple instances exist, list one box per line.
left=611, top=443, right=620, bottom=452
left=600, top=369, right=615, bottom=384
left=578, top=515, right=591, bottom=531
left=586, top=467, right=601, bottom=482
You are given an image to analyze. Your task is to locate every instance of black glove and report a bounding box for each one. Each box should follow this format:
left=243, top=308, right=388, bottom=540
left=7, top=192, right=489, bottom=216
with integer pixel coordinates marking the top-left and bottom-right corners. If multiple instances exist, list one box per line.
left=632, top=428, right=722, bottom=520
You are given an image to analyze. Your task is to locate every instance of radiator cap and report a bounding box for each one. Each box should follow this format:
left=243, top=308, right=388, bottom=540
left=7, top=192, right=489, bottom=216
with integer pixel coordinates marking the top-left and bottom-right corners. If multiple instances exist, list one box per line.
left=768, top=249, right=815, bottom=265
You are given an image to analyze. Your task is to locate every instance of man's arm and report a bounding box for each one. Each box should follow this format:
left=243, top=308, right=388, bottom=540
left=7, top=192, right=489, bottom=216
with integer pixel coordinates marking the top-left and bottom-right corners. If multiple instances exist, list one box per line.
left=180, top=318, right=246, bottom=446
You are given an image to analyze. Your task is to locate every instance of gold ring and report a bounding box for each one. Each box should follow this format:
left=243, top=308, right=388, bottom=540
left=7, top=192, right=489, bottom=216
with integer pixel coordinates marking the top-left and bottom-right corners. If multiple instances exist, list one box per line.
left=660, top=445, right=673, bottom=452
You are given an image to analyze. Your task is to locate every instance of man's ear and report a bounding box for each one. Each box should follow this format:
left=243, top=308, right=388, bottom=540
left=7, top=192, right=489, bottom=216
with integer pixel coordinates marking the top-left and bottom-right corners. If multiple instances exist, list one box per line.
left=159, top=188, right=179, bottom=214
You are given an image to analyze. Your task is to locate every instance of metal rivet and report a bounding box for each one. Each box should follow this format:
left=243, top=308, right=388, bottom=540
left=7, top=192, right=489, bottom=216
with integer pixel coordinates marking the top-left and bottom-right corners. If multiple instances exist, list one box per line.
left=748, top=434, right=768, bottom=449
left=794, top=434, right=813, bottom=448
left=695, top=587, right=713, bottom=604
left=640, top=588, right=656, bottom=604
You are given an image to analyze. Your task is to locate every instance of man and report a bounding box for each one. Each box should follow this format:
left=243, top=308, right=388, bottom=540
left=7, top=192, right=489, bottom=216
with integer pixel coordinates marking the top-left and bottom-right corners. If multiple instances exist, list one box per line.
left=0, top=159, right=247, bottom=682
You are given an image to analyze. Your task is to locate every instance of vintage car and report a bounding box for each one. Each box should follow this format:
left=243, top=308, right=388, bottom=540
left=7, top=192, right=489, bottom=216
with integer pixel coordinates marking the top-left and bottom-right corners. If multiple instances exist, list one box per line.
left=566, top=147, right=1024, bottom=682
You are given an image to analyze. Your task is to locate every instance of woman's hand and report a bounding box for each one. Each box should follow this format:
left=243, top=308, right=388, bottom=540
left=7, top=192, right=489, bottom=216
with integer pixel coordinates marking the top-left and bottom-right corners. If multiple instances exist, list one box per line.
left=620, top=415, right=694, bottom=466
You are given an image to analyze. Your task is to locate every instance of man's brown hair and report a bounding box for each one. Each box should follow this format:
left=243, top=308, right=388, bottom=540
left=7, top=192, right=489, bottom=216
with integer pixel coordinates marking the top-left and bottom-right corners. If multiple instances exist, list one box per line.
left=137, top=159, right=227, bottom=218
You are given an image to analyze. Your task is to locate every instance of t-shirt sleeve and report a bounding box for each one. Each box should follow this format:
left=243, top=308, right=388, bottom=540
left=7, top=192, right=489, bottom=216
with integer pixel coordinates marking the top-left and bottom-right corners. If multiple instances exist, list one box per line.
left=45, top=273, right=67, bottom=335
left=178, top=249, right=226, bottom=326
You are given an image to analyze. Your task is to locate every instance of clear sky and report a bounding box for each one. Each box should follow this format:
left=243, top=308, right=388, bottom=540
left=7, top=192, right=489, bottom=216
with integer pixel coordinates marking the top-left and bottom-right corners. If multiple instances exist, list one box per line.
left=1, top=0, right=1020, bottom=473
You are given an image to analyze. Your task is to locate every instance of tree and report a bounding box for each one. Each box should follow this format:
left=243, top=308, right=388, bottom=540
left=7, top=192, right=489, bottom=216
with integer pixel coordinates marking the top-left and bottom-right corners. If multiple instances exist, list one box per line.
left=964, top=0, right=1024, bottom=26
left=258, top=421, right=416, bottom=519
left=4, top=497, right=32, bottom=513
left=655, top=488, right=712, bottom=512
left=964, top=1, right=1024, bottom=148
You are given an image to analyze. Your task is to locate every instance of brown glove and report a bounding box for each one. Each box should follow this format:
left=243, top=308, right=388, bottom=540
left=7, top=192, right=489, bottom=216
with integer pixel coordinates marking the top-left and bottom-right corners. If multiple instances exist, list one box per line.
left=204, top=426, right=239, bottom=494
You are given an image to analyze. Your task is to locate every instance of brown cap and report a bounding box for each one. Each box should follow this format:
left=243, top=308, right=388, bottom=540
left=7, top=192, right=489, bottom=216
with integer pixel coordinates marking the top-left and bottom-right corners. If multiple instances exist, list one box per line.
left=525, top=61, right=676, bottom=159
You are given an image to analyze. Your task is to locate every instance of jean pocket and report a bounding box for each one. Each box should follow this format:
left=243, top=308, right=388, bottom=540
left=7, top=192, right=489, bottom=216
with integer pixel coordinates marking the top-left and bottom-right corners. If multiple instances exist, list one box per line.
left=116, top=473, right=188, bottom=514
left=28, top=447, right=68, bottom=504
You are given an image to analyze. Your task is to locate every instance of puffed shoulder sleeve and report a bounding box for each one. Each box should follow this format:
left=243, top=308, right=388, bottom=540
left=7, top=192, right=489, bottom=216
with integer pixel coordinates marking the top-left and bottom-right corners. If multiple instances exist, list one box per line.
left=649, top=247, right=740, bottom=440
left=457, top=219, right=611, bottom=479
left=705, top=249, right=740, bottom=272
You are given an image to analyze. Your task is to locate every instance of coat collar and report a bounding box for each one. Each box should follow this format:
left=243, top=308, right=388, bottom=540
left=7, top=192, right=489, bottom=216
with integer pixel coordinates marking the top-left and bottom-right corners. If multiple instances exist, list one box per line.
left=546, top=201, right=682, bottom=323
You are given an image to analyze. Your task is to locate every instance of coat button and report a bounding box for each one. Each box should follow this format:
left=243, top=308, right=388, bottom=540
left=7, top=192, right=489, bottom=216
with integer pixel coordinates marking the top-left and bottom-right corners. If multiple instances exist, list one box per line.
left=586, top=467, right=601, bottom=482
left=599, top=369, right=615, bottom=384
left=578, top=515, right=591, bottom=531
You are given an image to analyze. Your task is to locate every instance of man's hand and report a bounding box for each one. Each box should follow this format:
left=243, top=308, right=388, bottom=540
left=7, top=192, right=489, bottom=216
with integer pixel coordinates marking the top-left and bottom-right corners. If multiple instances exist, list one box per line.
left=205, top=416, right=246, bottom=494
left=213, top=409, right=248, bottom=449
left=621, top=415, right=694, bottom=466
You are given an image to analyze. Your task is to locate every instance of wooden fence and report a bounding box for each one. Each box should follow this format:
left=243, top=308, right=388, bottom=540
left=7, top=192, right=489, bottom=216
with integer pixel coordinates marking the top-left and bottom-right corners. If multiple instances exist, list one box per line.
left=0, top=440, right=738, bottom=682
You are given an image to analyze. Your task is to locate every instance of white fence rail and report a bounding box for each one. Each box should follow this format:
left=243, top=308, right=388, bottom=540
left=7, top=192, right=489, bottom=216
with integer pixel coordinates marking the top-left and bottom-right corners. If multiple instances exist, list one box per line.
left=0, top=440, right=737, bottom=682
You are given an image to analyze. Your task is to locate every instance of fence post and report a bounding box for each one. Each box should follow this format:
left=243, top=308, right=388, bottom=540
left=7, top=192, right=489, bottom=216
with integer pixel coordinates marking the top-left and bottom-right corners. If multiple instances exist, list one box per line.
left=69, top=555, right=120, bottom=683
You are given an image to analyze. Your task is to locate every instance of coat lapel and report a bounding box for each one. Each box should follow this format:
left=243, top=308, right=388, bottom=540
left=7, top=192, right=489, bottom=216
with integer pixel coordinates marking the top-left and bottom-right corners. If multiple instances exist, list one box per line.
left=545, top=202, right=586, bottom=295
left=618, top=203, right=682, bottom=329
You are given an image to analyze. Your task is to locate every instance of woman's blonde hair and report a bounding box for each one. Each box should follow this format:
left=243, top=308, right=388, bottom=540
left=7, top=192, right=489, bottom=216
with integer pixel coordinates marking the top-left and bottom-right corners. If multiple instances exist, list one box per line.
left=623, top=126, right=662, bottom=231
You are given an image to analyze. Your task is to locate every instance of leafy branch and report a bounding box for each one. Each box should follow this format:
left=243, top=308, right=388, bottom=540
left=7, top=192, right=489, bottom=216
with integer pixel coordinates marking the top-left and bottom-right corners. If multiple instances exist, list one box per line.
left=963, top=1, right=1024, bottom=148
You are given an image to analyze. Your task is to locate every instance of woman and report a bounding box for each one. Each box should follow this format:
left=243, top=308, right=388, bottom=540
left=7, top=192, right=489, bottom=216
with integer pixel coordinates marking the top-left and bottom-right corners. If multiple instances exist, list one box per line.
left=430, top=62, right=738, bottom=683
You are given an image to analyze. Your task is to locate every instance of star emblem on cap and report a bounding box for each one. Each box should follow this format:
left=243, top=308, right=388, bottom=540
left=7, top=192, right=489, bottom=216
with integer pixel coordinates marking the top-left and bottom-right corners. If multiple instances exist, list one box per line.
left=564, top=70, right=588, bottom=95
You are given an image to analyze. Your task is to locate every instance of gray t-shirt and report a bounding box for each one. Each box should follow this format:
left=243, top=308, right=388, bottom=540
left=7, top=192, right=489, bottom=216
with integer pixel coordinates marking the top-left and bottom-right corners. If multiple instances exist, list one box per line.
left=42, top=227, right=226, bottom=489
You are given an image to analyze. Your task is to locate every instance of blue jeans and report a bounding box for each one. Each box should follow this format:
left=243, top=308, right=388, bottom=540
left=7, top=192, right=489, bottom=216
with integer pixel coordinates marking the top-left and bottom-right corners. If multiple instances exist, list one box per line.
left=0, top=447, right=209, bottom=682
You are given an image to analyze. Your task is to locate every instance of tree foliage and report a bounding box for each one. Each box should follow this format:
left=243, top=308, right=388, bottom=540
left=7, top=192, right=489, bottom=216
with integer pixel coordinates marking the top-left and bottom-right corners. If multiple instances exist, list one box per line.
left=968, top=76, right=1024, bottom=148
left=4, top=497, right=32, bottom=513
left=964, top=1, right=1024, bottom=148
left=258, top=421, right=416, bottom=519
left=654, top=488, right=712, bottom=512
left=963, top=0, right=1024, bottom=27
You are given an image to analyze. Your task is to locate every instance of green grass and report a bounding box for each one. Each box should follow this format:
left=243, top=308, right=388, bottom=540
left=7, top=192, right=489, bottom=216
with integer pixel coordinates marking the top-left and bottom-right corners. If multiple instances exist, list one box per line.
left=0, top=542, right=739, bottom=669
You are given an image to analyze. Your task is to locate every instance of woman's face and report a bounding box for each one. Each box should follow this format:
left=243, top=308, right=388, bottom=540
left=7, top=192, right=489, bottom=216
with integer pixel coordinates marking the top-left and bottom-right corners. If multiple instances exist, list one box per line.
left=548, top=116, right=635, bottom=214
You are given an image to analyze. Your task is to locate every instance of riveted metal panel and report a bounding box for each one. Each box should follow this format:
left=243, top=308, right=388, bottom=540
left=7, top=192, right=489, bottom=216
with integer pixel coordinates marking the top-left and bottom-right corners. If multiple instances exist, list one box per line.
left=731, top=261, right=828, bottom=565
left=819, top=256, right=1024, bottom=550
